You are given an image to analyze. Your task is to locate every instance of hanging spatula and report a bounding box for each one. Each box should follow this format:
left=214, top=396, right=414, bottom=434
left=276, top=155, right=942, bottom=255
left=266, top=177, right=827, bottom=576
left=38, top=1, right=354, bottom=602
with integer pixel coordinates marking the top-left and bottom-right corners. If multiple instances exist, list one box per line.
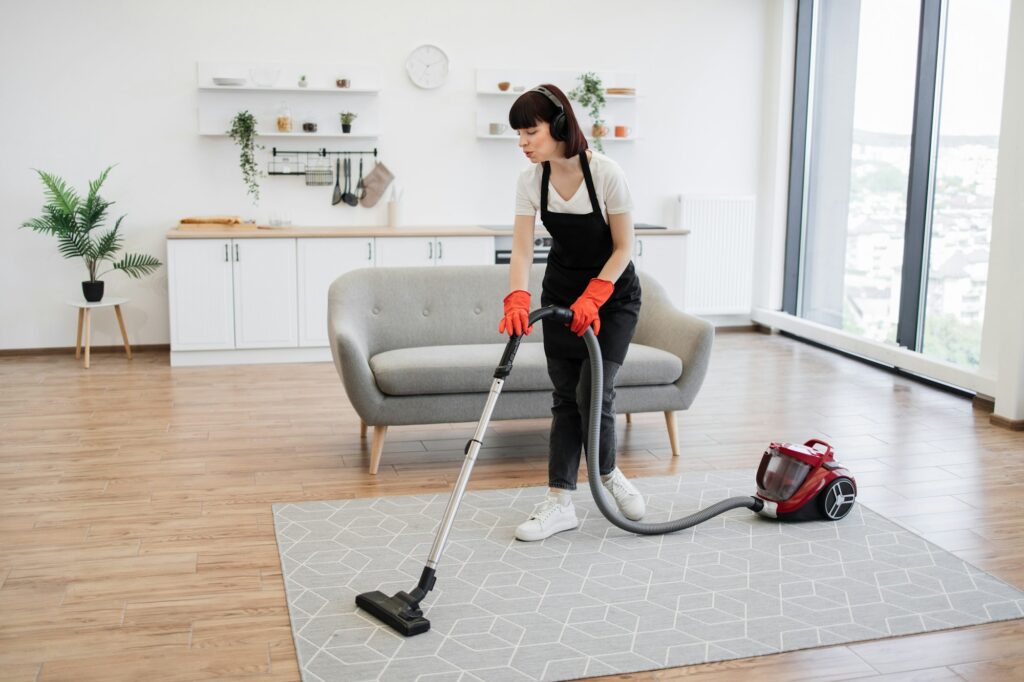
left=331, top=157, right=343, bottom=205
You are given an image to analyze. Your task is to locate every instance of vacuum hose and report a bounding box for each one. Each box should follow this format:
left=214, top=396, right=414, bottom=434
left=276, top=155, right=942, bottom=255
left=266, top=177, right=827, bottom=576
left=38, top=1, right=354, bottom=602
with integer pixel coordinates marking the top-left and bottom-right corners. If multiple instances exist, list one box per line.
left=529, top=306, right=763, bottom=535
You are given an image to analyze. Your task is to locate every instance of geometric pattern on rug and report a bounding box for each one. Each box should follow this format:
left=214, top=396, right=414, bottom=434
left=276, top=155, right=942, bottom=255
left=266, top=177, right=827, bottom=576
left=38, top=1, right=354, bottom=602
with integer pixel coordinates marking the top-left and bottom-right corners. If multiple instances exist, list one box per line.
left=272, top=471, right=1024, bottom=682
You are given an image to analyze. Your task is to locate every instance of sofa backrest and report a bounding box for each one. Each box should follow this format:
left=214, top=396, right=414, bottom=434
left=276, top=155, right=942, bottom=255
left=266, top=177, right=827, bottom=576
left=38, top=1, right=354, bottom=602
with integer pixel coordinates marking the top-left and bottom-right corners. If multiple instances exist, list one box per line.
left=328, top=264, right=669, bottom=355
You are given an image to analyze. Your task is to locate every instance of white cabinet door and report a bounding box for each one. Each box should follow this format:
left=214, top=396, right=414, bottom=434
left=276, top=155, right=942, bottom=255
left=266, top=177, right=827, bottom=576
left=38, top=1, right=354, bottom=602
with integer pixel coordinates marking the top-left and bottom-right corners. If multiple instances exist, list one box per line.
left=167, top=239, right=235, bottom=350
left=232, top=239, right=298, bottom=349
left=635, top=235, right=687, bottom=310
left=374, top=237, right=434, bottom=267
left=297, top=237, right=375, bottom=347
left=435, top=237, right=494, bottom=265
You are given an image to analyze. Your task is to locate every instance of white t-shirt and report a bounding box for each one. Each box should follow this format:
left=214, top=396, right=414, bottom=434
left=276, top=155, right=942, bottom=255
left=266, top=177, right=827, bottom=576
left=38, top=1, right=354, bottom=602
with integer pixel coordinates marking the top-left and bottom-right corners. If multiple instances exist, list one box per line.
left=515, top=150, right=633, bottom=222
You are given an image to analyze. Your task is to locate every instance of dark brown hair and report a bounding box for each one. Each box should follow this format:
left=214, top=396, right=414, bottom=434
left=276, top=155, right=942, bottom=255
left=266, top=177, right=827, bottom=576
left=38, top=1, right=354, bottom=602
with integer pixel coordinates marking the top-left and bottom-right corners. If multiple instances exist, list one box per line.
left=508, top=83, right=588, bottom=157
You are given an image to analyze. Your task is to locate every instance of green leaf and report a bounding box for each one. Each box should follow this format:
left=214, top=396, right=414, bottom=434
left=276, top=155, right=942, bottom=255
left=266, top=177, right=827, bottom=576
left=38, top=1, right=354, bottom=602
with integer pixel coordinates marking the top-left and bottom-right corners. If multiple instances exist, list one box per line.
left=111, top=253, right=162, bottom=279
left=57, top=229, right=91, bottom=260
left=94, top=225, right=124, bottom=261
left=34, top=169, right=80, bottom=221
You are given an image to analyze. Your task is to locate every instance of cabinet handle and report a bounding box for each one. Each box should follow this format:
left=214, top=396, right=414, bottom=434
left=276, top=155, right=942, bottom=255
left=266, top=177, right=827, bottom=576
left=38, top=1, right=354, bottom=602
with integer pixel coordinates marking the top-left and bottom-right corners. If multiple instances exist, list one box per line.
left=437, top=240, right=442, bottom=260
left=638, top=239, right=644, bottom=257
left=367, top=241, right=372, bottom=261
left=224, top=244, right=228, bottom=262
left=234, top=244, right=239, bottom=261
left=428, top=241, right=433, bottom=260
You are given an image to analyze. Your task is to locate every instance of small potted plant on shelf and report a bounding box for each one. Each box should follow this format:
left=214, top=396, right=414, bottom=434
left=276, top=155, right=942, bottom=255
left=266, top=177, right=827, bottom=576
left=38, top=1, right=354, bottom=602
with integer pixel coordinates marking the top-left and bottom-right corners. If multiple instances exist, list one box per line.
left=339, top=112, right=357, bottom=133
left=20, top=166, right=162, bottom=303
left=298, top=74, right=308, bottom=88
left=228, top=110, right=264, bottom=204
left=568, top=72, right=607, bottom=152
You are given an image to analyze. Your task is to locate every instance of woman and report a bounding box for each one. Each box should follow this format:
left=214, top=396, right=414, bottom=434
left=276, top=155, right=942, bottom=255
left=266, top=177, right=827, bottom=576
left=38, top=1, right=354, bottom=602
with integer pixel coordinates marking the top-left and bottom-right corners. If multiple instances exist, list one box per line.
left=499, top=84, right=646, bottom=541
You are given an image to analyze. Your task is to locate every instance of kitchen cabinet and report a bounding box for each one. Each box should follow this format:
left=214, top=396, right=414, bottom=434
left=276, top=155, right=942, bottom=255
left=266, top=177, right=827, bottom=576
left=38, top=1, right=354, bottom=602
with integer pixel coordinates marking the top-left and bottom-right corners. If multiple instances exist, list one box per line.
left=297, top=237, right=375, bottom=347
left=167, top=239, right=236, bottom=350
left=232, top=239, right=298, bottom=348
left=374, top=236, right=493, bottom=267
left=634, top=234, right=686, bottom=310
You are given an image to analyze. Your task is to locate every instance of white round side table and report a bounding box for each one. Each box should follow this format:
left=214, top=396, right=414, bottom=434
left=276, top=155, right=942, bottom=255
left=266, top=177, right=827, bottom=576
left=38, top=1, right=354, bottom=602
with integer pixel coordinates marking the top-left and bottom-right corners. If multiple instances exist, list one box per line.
left=66, top=297, right=132, bottom=369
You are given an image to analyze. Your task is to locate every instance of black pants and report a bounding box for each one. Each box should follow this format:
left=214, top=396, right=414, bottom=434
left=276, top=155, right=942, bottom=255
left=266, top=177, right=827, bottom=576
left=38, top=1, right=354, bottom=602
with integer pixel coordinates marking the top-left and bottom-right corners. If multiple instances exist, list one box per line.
left=546, top=356, right=621, bottom=491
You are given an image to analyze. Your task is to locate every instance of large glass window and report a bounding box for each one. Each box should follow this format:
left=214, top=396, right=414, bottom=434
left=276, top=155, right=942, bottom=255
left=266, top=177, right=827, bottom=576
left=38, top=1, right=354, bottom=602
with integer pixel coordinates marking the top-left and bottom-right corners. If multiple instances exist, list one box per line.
left=787, top=0, right=1010, bottom=371
left=800, top=0, right=919, bottom=343
left=922, top=0, right=1010, bottom=367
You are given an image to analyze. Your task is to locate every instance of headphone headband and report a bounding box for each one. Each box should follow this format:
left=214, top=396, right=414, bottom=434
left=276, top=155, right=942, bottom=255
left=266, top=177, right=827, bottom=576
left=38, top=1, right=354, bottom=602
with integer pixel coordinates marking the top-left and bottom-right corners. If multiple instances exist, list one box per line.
left=532, top=86, right=564, bottom=112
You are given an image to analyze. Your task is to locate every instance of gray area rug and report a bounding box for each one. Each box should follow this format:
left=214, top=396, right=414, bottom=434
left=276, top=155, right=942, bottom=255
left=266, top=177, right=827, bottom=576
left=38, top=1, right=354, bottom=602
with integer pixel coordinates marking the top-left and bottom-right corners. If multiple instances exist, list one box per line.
left=272, top=471, right=1024, bottom=681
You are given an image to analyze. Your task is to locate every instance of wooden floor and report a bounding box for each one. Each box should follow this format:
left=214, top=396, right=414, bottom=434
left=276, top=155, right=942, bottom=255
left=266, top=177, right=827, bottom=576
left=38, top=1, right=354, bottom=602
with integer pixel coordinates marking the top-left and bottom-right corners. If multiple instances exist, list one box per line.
left=1, top=332, right=1023, bottom=681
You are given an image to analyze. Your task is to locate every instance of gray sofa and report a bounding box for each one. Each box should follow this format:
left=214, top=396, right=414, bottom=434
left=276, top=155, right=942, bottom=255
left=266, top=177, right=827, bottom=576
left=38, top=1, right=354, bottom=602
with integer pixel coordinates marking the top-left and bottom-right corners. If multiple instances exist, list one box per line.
left=328, top=264, right=714, bottom=474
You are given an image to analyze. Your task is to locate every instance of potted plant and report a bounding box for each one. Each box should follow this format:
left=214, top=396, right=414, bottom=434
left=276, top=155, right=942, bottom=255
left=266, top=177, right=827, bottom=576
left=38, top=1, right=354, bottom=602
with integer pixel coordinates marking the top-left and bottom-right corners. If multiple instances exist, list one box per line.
left=568, top=72, right=607, bottom=152
left=298, top=74, right=308, bottom=88
left=339, top=111, right=357, bottom=133
left=228, top=110, right=263, bottom=204
left=21, top=166, right=162, bottom=302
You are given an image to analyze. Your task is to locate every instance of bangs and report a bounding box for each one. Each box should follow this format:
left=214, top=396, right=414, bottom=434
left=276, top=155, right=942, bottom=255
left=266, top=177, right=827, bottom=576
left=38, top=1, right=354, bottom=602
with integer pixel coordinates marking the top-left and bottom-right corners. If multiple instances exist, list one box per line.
left=508, top=91, right=553, bottom=130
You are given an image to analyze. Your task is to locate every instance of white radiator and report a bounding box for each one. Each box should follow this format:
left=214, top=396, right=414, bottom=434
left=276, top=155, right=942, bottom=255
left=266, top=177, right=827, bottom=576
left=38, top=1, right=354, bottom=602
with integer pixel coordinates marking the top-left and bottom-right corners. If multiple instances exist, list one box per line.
left=676, top=195, right=756, bottom=315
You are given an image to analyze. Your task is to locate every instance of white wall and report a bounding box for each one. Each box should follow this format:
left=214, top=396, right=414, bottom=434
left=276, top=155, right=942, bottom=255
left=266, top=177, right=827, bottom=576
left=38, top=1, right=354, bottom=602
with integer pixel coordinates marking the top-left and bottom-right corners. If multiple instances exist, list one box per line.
left=0, top=0, right=771, bottom=350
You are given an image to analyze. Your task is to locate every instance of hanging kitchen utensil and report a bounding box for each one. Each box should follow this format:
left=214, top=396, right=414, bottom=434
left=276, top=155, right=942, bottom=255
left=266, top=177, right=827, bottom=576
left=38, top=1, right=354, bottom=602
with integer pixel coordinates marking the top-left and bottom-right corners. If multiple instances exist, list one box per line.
left=331, top=158, right=343, bottom=205
left=344, top=157, right=359, bottom=206
left=357, top=157, right=366, bottom=201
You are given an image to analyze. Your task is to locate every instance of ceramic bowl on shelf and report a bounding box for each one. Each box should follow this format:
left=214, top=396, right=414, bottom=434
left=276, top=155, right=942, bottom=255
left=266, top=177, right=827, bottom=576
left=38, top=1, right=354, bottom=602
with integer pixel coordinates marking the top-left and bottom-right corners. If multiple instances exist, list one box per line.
left=212, top=77, right=246, bottom=86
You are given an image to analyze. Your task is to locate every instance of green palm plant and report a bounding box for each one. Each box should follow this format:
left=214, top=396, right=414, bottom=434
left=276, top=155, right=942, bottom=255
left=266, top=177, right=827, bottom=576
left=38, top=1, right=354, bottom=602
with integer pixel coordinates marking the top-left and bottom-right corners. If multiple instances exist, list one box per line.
left=21, top=166, right=162, bottom=293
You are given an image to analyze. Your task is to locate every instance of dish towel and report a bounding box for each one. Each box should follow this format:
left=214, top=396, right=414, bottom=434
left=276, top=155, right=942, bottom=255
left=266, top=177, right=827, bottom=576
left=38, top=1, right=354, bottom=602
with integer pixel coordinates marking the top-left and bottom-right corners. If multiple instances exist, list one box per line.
left=359, top=162, right=394, bottom=208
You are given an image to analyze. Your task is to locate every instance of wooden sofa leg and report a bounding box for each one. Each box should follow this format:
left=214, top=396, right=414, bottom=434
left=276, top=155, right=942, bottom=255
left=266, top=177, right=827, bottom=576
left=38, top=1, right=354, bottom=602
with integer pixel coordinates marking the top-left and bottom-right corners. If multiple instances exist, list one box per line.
left=360, top=420, right=367, bottom=439
left=664, top=411, right=679, bottom=456
left=625, top=413, right=632, bottom=425
left=369, top=425, right=388, bottom=474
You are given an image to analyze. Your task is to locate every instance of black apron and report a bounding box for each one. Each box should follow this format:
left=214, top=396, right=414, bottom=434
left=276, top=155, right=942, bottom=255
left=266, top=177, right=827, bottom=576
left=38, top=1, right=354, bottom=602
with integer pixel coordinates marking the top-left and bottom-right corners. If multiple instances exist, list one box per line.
left=540, top=151, right=641, bottom=365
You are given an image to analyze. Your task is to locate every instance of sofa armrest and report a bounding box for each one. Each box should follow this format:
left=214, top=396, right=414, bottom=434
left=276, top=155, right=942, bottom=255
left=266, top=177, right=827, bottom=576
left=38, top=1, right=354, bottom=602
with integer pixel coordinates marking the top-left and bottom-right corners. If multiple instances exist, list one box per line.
left=633, top=290, right=715, bottom=410
left=328, top=305, right=386, bottom=425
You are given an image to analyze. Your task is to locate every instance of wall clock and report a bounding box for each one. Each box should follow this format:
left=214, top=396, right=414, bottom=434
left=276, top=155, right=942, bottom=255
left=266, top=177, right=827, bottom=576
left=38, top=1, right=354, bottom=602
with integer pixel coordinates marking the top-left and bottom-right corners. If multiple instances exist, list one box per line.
left=405, top=44, right=449, bottom=89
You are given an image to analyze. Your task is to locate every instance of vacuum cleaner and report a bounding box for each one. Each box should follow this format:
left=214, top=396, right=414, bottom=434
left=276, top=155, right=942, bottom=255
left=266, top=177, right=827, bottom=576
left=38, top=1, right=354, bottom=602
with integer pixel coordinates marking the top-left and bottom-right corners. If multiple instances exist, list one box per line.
left=356, top=305, right=857, bottom=636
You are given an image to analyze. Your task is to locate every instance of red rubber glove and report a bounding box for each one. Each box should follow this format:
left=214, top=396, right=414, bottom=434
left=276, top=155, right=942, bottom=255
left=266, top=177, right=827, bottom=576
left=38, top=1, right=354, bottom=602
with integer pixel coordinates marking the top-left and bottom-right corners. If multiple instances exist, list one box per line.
left=498, top=290, right=533, bottom=336
left=569, top=278, right=615, bottom=336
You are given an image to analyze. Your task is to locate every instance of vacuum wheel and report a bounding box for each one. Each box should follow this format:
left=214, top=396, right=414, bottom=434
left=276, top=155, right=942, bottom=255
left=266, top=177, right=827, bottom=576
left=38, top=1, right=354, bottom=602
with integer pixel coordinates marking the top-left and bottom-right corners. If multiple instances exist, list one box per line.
left=817, top=477, right=856, bottom=521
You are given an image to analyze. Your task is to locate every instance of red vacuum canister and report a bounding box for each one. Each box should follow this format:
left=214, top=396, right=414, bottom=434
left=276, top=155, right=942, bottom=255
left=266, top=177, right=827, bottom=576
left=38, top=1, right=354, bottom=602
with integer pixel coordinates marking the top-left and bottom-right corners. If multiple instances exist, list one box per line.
left=755, top=439, right=857, bottom=521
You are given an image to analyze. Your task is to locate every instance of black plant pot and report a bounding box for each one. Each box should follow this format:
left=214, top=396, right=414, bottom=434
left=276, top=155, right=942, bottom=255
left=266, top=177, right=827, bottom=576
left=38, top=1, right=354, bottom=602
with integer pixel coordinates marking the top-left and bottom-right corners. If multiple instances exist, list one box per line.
left=82, top=280, right=104, bottom=303
left=342, top=123, right=352, bottom=133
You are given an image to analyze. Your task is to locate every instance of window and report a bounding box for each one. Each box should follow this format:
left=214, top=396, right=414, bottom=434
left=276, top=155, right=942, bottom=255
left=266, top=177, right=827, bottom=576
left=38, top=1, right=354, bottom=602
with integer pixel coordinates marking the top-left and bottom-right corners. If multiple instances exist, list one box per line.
left=785, top=0, right=1010, bottom=369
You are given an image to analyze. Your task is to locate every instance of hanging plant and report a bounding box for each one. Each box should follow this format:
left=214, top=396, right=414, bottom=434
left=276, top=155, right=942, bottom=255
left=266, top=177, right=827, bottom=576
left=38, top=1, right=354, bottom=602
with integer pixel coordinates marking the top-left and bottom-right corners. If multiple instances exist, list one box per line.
left=227, top=110, right=263, bottom=204
left=568, top=72, right=607, bottom=152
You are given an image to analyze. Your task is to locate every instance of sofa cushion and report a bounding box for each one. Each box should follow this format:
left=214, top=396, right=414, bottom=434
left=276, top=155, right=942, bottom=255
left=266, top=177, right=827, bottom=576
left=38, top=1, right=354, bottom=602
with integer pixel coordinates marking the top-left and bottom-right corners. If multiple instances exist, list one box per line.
left=370, top=343, right=683, bottom=396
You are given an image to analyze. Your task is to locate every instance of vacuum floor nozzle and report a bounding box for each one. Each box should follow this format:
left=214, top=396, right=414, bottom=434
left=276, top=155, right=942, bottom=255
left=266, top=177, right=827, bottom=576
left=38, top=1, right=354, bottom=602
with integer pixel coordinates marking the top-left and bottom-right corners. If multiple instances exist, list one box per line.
left=355, top=590, right=431, bottom=637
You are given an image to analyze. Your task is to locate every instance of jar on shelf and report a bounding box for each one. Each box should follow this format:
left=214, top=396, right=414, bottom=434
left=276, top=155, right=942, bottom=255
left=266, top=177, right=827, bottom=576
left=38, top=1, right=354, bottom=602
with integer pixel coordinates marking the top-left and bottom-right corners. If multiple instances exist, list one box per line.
left=276, top=102, right=292, bottom=133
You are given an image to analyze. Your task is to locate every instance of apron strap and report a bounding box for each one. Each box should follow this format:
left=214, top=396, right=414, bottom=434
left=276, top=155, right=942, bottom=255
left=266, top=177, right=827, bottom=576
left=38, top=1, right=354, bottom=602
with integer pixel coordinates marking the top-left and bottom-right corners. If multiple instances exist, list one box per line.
left=579, top=151, right=602, bottom=217
left=540, top=161, right=551, bottom=213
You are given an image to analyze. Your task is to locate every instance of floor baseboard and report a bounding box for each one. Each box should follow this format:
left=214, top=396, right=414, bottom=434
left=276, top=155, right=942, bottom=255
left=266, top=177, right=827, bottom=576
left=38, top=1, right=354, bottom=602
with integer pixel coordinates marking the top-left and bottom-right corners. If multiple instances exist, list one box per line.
left=0, top=344, right=169, bottom=357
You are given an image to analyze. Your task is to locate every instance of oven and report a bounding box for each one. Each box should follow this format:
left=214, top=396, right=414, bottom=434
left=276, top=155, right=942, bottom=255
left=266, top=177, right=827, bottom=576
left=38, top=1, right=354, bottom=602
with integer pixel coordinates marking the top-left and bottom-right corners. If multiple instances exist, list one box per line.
left=494, top=235, right=552, bottom=264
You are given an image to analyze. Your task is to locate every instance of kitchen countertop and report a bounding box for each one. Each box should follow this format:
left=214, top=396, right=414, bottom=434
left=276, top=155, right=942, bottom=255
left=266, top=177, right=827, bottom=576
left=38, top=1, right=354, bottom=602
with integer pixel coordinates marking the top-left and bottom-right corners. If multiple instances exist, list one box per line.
left=167, top=224, right=690, bottom=239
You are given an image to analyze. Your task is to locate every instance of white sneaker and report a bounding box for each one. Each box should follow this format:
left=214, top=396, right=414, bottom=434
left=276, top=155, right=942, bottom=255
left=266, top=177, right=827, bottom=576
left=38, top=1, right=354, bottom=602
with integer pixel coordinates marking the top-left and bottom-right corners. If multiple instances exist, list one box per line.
left=515, top=495, right=579, bottom=542
left=602, top=468, right=646, bottom=521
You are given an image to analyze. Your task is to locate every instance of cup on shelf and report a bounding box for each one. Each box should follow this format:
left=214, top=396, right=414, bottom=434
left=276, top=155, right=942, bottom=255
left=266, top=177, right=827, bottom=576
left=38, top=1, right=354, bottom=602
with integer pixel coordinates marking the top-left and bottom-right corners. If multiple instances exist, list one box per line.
left=336, top=78, right=351, bottom=88
left=489, top=122, right=508, bottom=135
left=497, top=81, right=510, bottom=91
left=614, top=125, right=631, bottom=138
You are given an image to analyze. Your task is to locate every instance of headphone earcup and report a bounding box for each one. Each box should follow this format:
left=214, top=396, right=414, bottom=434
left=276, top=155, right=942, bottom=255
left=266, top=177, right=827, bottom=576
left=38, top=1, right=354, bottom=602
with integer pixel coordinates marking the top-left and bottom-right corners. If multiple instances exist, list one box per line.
left=551, top=112, right=567, bottom=141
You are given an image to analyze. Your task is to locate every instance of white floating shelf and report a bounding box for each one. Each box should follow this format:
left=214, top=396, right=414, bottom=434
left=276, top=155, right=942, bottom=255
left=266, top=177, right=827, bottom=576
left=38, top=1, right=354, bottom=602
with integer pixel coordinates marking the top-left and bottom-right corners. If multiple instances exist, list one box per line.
left=476, top=133, right=638, bottom=141
left=199, top=86, right=380, bottom=94
left=202, top=131, right=380, bottom=139
left=477, top=91, right=637, bottom=99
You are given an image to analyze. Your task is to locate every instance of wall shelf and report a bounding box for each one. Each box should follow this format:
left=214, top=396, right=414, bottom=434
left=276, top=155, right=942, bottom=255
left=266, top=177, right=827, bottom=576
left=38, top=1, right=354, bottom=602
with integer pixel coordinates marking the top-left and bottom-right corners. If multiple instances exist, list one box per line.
left=202, top=131, right=379, bottom=139
left=474, top=68, right=639, bottom=146
left=196, top=62, right=381, bottom=137
left=200, top=86, right=380, bottom=94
